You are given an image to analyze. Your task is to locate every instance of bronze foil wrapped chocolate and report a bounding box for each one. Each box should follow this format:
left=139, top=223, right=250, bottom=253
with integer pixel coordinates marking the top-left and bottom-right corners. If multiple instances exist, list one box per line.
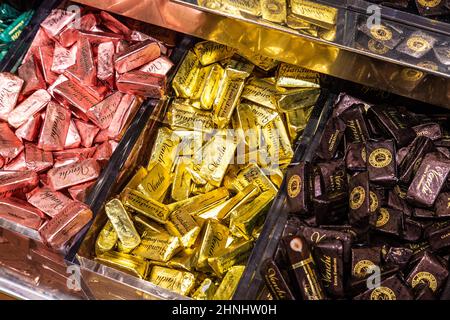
left=354, top=274, right=413, bottom=300
left=406, top=251, right=448, bottom=295
left=345, top=142, right=366, bottom=171
left=351, top=246, right=381, bottom=280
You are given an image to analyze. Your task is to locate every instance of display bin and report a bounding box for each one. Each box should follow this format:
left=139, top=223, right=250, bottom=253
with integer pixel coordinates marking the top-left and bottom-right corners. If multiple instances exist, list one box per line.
left=0, top=0, right=189, bottom=253
left=232, top=81, right=450, bottom=300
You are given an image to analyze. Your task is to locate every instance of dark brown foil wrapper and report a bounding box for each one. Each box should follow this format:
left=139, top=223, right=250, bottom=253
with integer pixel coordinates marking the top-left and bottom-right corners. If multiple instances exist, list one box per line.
left=318, top=159, right=347, bottom=195
left=398, top=136, right=434, bottom=186
left=351, top=246, right=381, bottom=279
left=368, top=105, right=417, bottom=147
left=313, top=192, right=348, bottom=226
left=339, top=104, right=370, bottom=144
left=406, top=251, right=448, bottom=295
left=298, top=225, right=353, bottom=264
left=286, top=162, right=311, bottom=215
left=384, top=246, right=413, bottom=270
left=316, top=117, right=346, bottom=160
left=375, top=207, right=402, bottom=237
left=407, top=152, right=450, bottom=208
left=366, top=140, right=397, bottom=186
left=283, top=235, right=326, bottom=300
left=348, top=171, right=374, bottom=229
left=313, top=239, right=345, bottom=298
left=261, top=259, right=295, bottom=300
left=428, top=224, right=450, bottom=251
left=354, top=274, right=413, bottom=300
left=435, top=192, right=450, bottom=218
left=413, top=123, right=443, bottom=141
left=345, top=142, right=366, bottom=171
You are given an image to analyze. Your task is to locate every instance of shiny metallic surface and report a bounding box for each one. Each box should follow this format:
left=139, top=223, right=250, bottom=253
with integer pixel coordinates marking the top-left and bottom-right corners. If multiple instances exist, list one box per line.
left=74, top=0, right=449, bottom=108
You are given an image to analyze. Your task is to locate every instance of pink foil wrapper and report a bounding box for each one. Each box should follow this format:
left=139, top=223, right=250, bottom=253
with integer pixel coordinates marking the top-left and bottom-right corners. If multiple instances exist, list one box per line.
left=3, top=152, right=26, bottom=171
left=8, top=89, right=51, bottom=128
left=41, top=9, right=77, bottom=38
left=23, top=28, right=54, bottom=63
left=15, top=114, right=42, bottom=142
left=0, top=122, right=25, bottom=161
left=78, top=30, right=122, bottom=46
left=86, top=91, right=123, bottom=129
left=139, top=56, right=173, bottom=76
left=93, top=140, right=117, bottom=166
left=0, top=156, right=4, bottom=169
left=0, top=72, right=24, bottom=121
left=94, top=128, right=109, bottom=144
left=100, top=11, right=132, bottom=37
left=34, top=45, right=58, bottom=84
left=24, top=143, right=54, bottom=173
left=74, top=119, right=100, bottom=148
left=58, top=13, right=97, bottom=47
left=38, top=101, right=71, bottom=151
left=97, top=41, right=115, bottom=81
left=38, top=201, right=92, bottom=249
left=53, top=156, right=81, bottom=168
left=51, top=43, right=77, bottom=74
left=114, top=39, right=161, bottom=73
left=64, top=119, right=81, bottom=149
left=67, top=180, right=96, bottom=202
left=0, top=170, right=39, bottom=198
left=107, top=94, right=141, bottom=140
left=0, top=197, right=44, bottom=229
left=70, top=36, right=96, bottom=86
left=53, top=79, right=100, bottom=114
left=27, top=187, right=72, bottom=218
left=47, top=158, right=100, bottom=190
left=116, top=71, right=165, bottom=98
left=53, top=147, right=96, bottom=161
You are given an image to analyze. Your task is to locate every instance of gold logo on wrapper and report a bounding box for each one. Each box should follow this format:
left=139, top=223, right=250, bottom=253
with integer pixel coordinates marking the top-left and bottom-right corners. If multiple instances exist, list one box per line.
left=412, top=272, right=438, bottom=292
left=407, top=36, right=431, bottom=53
left=370, top=286, right=396, bottom=300
left=376, top=208, right=390, bottom=228
left=350, top=186, right=365, bottom=210
left=287, top=175, right=301, bottom=198
left=369, top=191, right=379, bottom=213
left=368, top=40, right=390, bottom=55
left=369, top=148, right=392, bottom=168
left=401, top=68, right=423, bottom=82
left=418, top=0, right=441, bottom=7
left=354, top=260, right=375, bottom=278
left=370, top=25, right=393, bottom=41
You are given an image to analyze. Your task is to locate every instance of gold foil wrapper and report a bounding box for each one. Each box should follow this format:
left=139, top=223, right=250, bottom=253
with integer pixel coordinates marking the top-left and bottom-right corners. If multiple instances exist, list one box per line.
left=167, top=100, right=214, bottom=132
left=277, top=63, right=321, bottom=88
left=138, top=163, right=172, bottom=201
left=167, top=248, right=198, bottom=271
left=290, top=0, right=338, bottom=30
left=194, top=41, right=236, bottom=66
left=132, top=232, right=181, bottom=262
left=208, top=239, right=253, bottom=276
left=105, top=199, right=141, bottom=251
left=230, top=191, right=274, bottom=239
left=171, top=157, right=192, bottom=201
left=134, top=214, right=166, bottom=235
left=192, top=278, right=217, bottom=300
left=147, top=127, right=180, bottom=170
left=241, top=78, right=282, bottom=110
left=122, top=188, right=170, bottom=223
left=166, top=208, right=201, bottom=248
left=213, top=265, right=246, bottom=299
left=261, top=0, right=287, bottom=24
left=122, top=167, right=148, bottom=194
left=172, top=51, right=200, bottom=98
left=277, top=88, right=321, bottom=111
left=217, top=184, right=260, bottom=222
left=95, top=220, right=118, bottom=253
left=200, top=64, right=224, bottom=110
left=213, top=67, right=248, bottom=128
left=96, top=251, right=149, bottom=279
left=148, top=266, right=196, bottom=296
left=238, top=51, right=279, bottom=71
left=197, top=219, right=229, bottom=269
left=222, top=0, right=261, bottom=16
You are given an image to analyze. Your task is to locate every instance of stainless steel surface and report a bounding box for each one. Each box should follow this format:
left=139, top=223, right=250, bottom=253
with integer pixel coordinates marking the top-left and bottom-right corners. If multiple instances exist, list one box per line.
left=73, top=0, right=449, bottom=108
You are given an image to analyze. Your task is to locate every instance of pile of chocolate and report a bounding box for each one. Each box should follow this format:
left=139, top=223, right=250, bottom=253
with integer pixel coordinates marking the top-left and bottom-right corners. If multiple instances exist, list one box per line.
left=262, top=93, right=450, bottom=300
left=0, top=7, right=174, bottom=250
left=368, top=0, right=450, bottom=22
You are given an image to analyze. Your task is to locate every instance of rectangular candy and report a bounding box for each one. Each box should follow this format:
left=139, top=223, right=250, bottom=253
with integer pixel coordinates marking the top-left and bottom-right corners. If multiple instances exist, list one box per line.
left=8, top=89, right=51, bottom=128
left=0, top=197, right=44, bottom=229
left=114, top=39, right=161, bottom=74
left=37, top=101, right=71, bottom=151
left=47, top=158, right=101, bottom=190
left=0, top=72, right=23, bottom=121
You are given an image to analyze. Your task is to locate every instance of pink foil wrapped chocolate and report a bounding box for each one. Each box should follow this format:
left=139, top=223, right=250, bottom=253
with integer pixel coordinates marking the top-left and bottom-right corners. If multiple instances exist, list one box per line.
left=47, top=158, right=101, bottom=190
left=24, top=143, right=53, bottom=173
left=41, top=9, right=77, bottom=38
left=86, top=91, right=123, bottom=129
left=15, top=114, right=42, bottom=142
left=27, top=187, right=72, bottom=218
left=0, top=197, right=44, bottom=229
left=38, top=101, right=71, bottom=151
left=8, top=89, right=51, bottom=128
left=0, top=122, right=24, bottom=161
left=0, top=170, right=39, bottom=198
left=0, top=73, right=24, bottom=121
left=114, top=39, right=161, bottom=73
